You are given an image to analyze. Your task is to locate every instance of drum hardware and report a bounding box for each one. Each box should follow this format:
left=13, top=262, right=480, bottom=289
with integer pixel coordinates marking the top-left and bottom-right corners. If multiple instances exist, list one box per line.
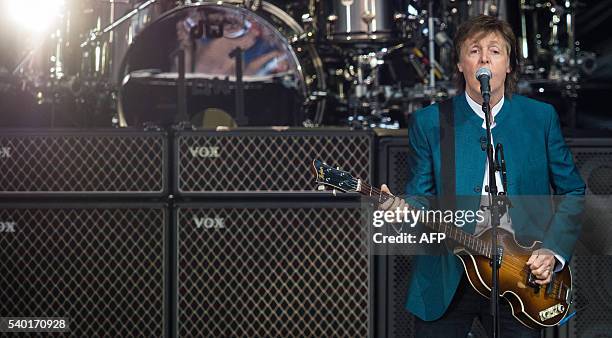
left=426, top=0, right=436, bottom=88
left=33, top=75, right=117, bottom=127
left=395, top=82, right=454, bottom=126
left=6, top=5, right=97, bottom=127
left=299, top=13, right=317, bottom=42
left=12, top=49, right=37, bottom=78
left=393, top=12, right=409, bottom=39
left=301, top=12, right=314, bottom=25
left=576, top=51, right=597, bottom=76
left=328, top=30, right=450, bottom=129
left=434, top=30, right=453, bottom=49
left=518, top=0, right=587, bottom=79
left=548, top=50, right=597, bottom=80
left=514, top=0, right=595, bottom=131
left=433, top=19, right=453, bottom=78
left=80, top=0, right=158, bottom=48
left=323, top=0, right=408, bottom=44
left=408, top=54, right=428, bottom=82
left=325, top=14, right=338, bottom=41
left=243, top=0, right=262, bottom=11
left=343, top=45, right=413, bottom=130
left=117, top=1, right=326, bottom=127
left=306, top=90, right=328, bottom=104
left=411, top=47, right=448, bottom=83
left=76, top=0, right=159, bottom=83
left=12, top=17, right=68, bottom=85
left=174, top=47, right=189, bottom=124
left=3, top=0, right=599, bottom=130
left=229, top=46, right=247, bottom=126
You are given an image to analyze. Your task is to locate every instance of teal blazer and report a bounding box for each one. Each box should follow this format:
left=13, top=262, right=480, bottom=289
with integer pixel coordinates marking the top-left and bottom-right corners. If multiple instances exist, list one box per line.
left=404, top=93, right=585, bottom=321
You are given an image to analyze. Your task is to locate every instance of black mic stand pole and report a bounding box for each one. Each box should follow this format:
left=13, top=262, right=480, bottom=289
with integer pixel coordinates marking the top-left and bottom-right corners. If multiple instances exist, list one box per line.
left=481, top=90, right=506, bottom=338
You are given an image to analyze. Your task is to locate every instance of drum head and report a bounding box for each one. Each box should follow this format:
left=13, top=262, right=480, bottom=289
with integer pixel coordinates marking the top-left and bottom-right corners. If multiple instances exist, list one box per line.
left=118, top=2, right=324, bottom=127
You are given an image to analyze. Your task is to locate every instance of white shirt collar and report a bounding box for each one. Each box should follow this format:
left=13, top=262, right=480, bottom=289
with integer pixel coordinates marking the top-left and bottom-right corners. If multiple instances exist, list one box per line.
left=465, top=92, right=504, bottom=129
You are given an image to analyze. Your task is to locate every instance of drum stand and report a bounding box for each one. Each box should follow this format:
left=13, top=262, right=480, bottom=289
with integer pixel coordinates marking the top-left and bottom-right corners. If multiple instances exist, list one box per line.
left=347, top=51, right=398, bottom=129
left=80, top=0, right=158, bottom=49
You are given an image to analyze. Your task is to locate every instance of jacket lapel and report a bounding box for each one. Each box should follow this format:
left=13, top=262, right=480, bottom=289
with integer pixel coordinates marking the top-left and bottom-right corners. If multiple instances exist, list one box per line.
left=453, top=95, right=487, bottom=197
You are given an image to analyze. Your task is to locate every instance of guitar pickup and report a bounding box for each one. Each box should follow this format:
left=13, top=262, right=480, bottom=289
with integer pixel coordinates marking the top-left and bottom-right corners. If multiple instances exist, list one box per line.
left=564, top=284, right=573, bottom=304
left=545, top=271, right=556, bottom=296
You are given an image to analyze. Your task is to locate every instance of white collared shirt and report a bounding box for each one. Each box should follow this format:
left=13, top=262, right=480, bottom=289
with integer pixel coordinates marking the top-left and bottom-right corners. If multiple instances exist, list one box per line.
left=465, top=92, right=504, bottom=195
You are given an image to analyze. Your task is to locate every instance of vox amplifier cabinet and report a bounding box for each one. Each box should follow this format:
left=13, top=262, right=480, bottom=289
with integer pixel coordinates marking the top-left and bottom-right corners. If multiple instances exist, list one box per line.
left=173, top=129, right=374, bottom=196
left=0, top=203, right=168, bottom=337
left=0, top=130, right=167, bottom=197
left=174, top=201, right=372, bottom=337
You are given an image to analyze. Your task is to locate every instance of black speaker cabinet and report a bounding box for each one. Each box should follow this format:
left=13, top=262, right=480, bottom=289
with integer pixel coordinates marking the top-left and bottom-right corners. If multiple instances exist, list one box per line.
left=173, top=200, right=372, bottom=337
left=173, top=129, right=374, bottom=196
left=566, top=138, right=612, bottom=338
left=377, top=134, right=410, bottom=195
left=376, top=133, right=415, bottom=338
left=0, top=130, right=167, bottom=197
left=0, top=203, right=168, bottom=337
left=568, top=138, right=612, bottom=254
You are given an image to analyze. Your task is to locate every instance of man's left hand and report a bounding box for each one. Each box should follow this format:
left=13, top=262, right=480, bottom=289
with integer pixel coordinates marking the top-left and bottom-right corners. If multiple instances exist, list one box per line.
left=526, top=248, right=557, bottom=285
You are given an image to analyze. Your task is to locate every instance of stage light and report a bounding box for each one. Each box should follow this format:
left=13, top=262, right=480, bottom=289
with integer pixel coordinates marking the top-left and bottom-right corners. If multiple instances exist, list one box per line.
left=5, top=0, right=65, bottom=33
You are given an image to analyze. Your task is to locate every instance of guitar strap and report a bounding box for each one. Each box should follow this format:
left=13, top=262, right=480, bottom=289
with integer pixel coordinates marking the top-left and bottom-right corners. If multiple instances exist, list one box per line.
left=439, top=98, right=456, bottom=211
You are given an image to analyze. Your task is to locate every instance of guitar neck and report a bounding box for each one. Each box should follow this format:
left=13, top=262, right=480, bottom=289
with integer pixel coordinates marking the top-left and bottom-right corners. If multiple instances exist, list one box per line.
left=357, top=180, right=493, bottom=257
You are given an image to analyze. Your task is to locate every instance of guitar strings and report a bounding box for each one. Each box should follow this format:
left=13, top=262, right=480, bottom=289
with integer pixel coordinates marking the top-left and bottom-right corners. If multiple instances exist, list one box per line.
left=320, top=168, right=566, bottom=298
left=352, top=181, right=566, bottom=295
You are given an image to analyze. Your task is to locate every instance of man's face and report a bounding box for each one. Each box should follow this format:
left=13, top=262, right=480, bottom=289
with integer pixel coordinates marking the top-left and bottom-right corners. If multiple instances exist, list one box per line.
left=457, top=31, right=511, bottom=101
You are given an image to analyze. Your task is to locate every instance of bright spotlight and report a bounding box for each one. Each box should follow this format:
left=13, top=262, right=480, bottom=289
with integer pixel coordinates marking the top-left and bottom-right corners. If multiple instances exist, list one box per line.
left=6, top=0, right=65, bottom=33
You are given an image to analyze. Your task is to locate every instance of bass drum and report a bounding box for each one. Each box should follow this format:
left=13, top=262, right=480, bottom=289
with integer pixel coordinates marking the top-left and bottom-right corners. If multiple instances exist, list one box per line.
left=117, top=1, right=326, bottom=127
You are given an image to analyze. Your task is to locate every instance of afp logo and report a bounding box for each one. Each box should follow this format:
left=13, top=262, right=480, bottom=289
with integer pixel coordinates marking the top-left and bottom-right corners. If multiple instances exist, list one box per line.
left=189, top=146, right=220, bottom=158
left=0, top=147, right=10, bottom=158
left=193, top=216, right=225, bottom=229
left=0, top=222, right=16, bottom=233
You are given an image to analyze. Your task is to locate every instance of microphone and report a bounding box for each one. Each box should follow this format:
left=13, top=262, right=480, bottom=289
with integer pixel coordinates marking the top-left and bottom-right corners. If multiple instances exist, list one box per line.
left=475, top=67, right=492, bottom=102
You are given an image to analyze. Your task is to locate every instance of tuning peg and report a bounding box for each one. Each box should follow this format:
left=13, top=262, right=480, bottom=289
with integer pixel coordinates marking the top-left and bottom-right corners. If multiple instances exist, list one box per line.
left=317, top=185, right=326, bottom=191
left=336, top=166, right=340, bottom=170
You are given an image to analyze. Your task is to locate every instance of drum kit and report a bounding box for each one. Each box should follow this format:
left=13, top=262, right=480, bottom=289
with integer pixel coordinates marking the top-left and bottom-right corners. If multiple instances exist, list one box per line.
left=516, top=0, right=597, bottom=129
left=1, top=0, right=595, bottom=129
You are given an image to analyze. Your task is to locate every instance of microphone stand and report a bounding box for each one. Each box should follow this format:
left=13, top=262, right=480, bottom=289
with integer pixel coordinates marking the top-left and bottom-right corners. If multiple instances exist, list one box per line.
left=481, top=91, right=508, bottom=338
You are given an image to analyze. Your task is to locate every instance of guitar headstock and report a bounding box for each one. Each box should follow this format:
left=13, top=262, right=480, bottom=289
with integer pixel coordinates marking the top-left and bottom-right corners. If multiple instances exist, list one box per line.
left=311, top=159, right=359, bottom=193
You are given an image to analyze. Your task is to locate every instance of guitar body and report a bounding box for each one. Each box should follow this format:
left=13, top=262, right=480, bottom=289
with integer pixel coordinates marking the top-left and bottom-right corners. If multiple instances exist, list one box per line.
left=456, top=228, right=572, bottom=329
left=310, top=160, right=574, bottom=329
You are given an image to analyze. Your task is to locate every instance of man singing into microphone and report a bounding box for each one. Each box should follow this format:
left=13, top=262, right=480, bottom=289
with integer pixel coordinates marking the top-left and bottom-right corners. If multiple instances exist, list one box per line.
left=380, top=15, right=585, bottom=337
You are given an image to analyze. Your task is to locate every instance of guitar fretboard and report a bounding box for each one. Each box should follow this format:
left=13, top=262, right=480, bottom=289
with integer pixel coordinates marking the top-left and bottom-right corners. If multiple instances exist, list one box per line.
left=358, top=180, right=494, bottom=258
